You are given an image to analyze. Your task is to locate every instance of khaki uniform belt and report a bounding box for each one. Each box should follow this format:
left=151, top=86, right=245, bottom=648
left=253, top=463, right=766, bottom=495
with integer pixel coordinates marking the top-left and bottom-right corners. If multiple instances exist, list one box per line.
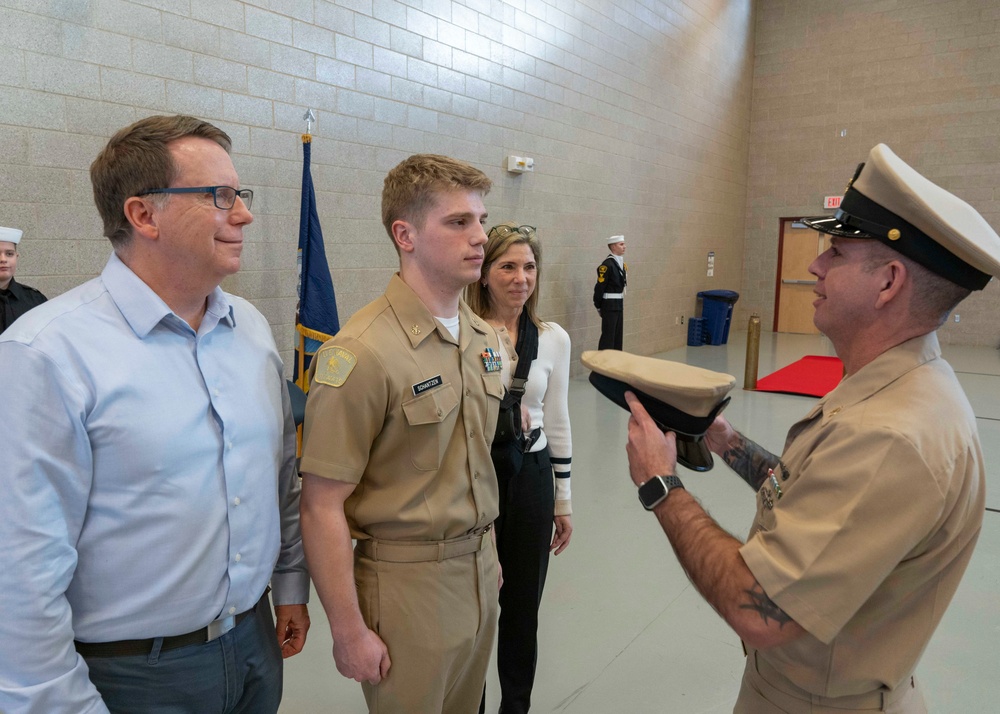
left=356, top=525, right=492, bottom=563
left=753, top=651, right=914, bottom=710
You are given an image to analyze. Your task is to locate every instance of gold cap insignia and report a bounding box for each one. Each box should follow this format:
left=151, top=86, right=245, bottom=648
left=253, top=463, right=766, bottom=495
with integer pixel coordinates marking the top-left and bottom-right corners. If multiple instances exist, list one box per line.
left=314, top=346, right=357, bottom=387
left=887, top=228, right=901, bottom=241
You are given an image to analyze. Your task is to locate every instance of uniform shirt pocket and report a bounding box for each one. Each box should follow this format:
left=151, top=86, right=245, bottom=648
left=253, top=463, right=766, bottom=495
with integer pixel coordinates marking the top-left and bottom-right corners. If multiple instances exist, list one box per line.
left=481, top=372, right=504, bottom=400
left=401, top=384, right=459, bottom=471
left=481, top=371, right=504, bottom=443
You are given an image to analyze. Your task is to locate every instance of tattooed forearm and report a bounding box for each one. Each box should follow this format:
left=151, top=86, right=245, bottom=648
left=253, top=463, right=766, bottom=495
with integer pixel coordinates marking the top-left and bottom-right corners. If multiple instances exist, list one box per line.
left=649, top=488, right=805, bottom=647
left=739, top=581, right=794, bottom=629
left=721, top=434, right=780, bottom=491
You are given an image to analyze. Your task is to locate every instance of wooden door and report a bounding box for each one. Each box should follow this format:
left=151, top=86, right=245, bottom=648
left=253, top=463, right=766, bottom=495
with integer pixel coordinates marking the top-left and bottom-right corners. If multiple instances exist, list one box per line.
left=775, top=220, right=827, bottom=334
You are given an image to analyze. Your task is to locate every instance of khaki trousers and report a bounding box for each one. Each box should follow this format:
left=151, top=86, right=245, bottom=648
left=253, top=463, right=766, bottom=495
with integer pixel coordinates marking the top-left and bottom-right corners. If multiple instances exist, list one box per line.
left=355, top=538, right=499, bottom=714
left=735, top=651, right=927, bottom=713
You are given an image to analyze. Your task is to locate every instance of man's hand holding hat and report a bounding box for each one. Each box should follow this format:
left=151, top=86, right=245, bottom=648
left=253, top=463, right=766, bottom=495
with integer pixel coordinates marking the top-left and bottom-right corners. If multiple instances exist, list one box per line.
left=625, top=391, right=678, bottom=488
left=582, top=350, right=735, bottom=471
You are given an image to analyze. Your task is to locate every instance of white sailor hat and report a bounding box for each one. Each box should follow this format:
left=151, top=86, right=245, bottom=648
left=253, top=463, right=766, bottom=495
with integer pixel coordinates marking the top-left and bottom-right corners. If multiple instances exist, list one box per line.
left=801, top=144, right=1000, bottom=290
left=0, top=226, right=23, bottom=245
left=582, top=350, right=735, bottom=472
left=606, top=234, right=625, bottom=245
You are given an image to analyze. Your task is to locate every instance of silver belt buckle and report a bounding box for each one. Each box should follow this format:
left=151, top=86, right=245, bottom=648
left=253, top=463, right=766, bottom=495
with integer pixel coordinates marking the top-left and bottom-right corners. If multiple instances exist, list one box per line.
left=206, top=614, right=236, bottom=641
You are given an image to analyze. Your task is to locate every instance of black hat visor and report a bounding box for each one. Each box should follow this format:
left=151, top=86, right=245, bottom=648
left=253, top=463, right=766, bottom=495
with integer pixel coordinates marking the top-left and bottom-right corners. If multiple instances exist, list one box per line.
left=588, top=371, right=731, bottom=472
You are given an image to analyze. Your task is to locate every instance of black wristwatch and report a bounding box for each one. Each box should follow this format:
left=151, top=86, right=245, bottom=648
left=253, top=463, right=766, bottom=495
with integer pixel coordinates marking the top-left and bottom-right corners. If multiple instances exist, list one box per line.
left=637, top=475, right=685, bottom=511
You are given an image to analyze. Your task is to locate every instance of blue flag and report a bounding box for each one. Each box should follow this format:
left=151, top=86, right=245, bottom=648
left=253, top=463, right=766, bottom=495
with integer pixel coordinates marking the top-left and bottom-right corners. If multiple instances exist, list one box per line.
left=295, top=136, right=339, bottom=390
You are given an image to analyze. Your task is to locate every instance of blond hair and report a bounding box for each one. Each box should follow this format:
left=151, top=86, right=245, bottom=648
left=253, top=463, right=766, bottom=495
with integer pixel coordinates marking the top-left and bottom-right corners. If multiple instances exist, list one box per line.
left=381, top=154, right=492, bottom=249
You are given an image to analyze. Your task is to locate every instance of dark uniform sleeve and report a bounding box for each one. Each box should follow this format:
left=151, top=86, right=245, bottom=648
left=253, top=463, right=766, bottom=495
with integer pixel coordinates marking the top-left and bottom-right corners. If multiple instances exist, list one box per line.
left=27, top=286, right=47, bottom=308
left=1, top=282, right=47, bottom=334
left=593, top=260, right=608, bottom=310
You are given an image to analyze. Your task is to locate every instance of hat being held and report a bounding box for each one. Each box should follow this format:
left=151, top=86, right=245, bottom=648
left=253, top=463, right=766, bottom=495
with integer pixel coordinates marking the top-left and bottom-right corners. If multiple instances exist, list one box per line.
left=801, top=144, right=1000, bottom=290
left=606, top=235, right=624, bottom=245
left=0, top=226, right=22, bottom=245
left=582, top=350, right=735, bottom=472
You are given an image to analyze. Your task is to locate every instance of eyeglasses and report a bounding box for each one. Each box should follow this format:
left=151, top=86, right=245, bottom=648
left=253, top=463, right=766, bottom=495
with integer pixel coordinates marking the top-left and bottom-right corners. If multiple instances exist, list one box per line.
left=138, top=186, right=253, bottom=211
left=488, top=224, right=536, bottom=240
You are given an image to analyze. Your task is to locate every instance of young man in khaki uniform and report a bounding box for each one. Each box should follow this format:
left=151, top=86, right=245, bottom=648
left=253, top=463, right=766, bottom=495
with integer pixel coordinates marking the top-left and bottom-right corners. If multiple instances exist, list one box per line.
left=623, top=144, right=1000, bottom=713
left=300, top=154, right=503, bottom=714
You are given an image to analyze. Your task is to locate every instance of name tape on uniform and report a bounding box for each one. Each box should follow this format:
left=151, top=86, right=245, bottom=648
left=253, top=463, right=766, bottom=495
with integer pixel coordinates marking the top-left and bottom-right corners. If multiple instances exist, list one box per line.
left=412, top=375, right=443, bottom=396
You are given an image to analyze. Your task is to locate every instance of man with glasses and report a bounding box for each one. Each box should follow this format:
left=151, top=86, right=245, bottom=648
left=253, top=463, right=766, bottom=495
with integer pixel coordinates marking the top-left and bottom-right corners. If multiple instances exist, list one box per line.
left=0, top=115, right=309, bottom=714
left=0, top=226, right=47, bottom=334
left=593, top=234, right=627, bottom=350
left=300, top=154, right=502, bottom=714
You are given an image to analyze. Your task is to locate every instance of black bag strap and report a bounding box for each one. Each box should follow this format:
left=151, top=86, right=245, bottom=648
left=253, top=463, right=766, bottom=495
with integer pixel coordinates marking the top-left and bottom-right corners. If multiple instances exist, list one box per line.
left=509, top=310, right=538, bottom=396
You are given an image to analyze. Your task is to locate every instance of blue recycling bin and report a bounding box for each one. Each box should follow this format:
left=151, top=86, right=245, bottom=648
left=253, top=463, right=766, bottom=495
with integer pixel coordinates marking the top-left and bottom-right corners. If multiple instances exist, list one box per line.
left=697, top=290, right=739, bottom=345
left=687, top=317, right=707, bottom=346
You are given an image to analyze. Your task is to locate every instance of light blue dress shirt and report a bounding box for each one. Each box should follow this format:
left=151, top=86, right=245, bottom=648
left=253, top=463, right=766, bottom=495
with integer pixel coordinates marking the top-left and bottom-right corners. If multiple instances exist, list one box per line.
left=0, top=253, right=308, bottom=714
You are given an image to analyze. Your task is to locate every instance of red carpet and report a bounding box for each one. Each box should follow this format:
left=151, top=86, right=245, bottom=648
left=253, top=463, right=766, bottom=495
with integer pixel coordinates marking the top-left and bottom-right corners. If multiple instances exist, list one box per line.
left=755, top=355, right=843, bottom=397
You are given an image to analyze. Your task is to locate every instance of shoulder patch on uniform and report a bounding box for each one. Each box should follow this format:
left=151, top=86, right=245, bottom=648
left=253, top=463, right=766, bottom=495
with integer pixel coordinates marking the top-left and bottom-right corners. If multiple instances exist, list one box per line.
left=315, top=346, right=357, bottom=387
left=598, top=265, right=607, bottom=273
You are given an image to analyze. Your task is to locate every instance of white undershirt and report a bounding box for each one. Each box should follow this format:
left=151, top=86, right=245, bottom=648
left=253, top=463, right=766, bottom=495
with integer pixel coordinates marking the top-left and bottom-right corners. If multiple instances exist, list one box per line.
left=435, top=314, right=460, bottom=341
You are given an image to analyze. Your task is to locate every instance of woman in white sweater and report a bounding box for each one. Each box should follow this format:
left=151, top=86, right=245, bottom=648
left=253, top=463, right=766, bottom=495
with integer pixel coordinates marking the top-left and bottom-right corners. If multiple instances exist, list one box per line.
left=466, top=223, right=572, bottom=714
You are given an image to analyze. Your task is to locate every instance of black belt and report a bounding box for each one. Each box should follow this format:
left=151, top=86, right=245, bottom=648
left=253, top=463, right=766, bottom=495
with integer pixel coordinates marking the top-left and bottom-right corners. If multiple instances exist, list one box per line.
left=75, top=600, right=259, bottom=658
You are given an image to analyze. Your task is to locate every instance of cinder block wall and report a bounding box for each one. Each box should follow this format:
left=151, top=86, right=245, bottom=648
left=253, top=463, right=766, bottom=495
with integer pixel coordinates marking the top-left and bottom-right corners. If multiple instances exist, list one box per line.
left=1, top=0, right=755, bottom=371
left=743, top=0, right=1000, bottom=345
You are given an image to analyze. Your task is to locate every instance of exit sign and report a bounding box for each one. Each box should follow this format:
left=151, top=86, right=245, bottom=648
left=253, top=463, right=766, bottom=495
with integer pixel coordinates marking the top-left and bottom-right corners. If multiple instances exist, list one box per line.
left=824, top=195, right=842, bottom=209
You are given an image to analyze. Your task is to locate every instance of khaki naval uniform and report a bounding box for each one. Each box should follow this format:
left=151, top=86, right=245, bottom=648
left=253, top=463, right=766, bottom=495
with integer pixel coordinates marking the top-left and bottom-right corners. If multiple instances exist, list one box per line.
left=736, top=333, right=984, bottom=713
left=301, top=275, right=503, bottom=714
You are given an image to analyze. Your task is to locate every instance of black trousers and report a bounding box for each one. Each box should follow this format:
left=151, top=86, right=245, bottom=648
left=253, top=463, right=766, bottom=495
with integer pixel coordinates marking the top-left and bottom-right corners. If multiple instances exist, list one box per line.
left=481, top=448, right=555, bottom=714
left=598, top=301, right=623, bottom=350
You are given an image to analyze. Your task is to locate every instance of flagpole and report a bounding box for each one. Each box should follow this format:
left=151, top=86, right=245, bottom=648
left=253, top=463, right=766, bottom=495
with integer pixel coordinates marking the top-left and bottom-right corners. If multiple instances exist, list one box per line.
left=296, top=329, right=305, bottom=455
left=297, top=331, right=307, bottom=390
left=296, top=110, right=317, bottom=455
left=296, top=107, right=315, bottom=396
left=293, top=106, right=339, bottom=453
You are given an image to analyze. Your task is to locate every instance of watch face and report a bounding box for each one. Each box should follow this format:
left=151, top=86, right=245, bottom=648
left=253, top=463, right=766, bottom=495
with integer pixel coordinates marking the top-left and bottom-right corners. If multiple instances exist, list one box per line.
left=638, top=476, right=668, bottom=510
left=638, top=476, right=684, bottom=510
